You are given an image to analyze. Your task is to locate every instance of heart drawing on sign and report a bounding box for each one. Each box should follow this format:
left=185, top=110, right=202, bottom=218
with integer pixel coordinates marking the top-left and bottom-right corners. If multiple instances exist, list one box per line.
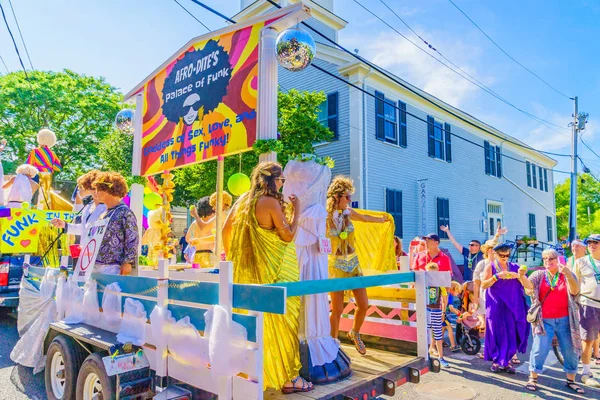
left=29, top=229, right=37, bottom=235
left=15, top=212, right=22, bottom=217
left=20, top=240, right=31, bottom=248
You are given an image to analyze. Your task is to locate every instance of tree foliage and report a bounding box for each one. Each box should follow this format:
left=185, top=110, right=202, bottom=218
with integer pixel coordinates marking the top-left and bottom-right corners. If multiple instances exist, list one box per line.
left=171, top=89, right=332, bottom=206
left=0, top=70, right=123, bottom=178
left=555, top=173, right=600, bottom=239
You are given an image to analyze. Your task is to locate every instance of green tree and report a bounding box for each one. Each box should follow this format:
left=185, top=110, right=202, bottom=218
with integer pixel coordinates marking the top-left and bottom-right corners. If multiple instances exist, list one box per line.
left=171, top=89, right=332, bottom=206
left=555, top=173, right=600, bottom=239
left=0, top=70, right=124, bottom=178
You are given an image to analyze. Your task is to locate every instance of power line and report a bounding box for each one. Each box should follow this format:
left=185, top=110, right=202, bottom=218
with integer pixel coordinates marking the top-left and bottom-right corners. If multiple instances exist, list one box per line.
left=258, top=0, right=570, bottom=158
left=185, top=0, right=572, bottom=168
left=0, top=2, right=27, bottom=77
left=7, top=0, right=33, bottom=70
left=581, top=137, right=600, bottom=161
left=172, top=0, right=210, bottom=31
left=446, top=0, right=571, bottom=100
left=359, top=0, right=568, bottom=134
left=0, top=53, right=8, bottom=73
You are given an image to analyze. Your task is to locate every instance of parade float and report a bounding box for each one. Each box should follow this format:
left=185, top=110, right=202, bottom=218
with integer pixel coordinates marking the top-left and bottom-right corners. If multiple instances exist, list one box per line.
left=9, top=3, right=448, bottom=400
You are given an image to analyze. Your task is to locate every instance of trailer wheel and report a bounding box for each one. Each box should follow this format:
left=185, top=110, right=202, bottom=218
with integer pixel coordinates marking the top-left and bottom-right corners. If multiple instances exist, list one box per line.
left=76, top=353, right=116, bottom=400
left=45, top=335, right=87, bottom=400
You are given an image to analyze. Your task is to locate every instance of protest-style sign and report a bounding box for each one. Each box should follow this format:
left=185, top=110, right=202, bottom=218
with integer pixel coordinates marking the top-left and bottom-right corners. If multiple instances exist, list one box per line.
left=74, top=219, right=108, bottom=282
left=0, top=209, right=76, bottom=253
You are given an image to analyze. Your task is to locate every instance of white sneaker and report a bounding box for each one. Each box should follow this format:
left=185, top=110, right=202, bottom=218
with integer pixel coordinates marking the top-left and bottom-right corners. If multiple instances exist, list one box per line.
left=581, top=373, right=600, bottom=388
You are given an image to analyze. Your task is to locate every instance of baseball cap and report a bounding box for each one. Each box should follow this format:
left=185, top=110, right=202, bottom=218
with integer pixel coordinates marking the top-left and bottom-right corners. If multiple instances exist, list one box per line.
left=493, top=242, right=514, bottom=251
left=584, top=234, right=600, bottom=244
left=422, top=233, right=440, bottom=243
left=571, top=239, right=584, bottom=246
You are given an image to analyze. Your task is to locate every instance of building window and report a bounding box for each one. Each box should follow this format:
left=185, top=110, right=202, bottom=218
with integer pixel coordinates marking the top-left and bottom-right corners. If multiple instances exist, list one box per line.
left=546, top=216, right=553, bottom=242
left=526, top=162, right=532, bottom=187
left=484, top=141, right=502, bottom=178
left=428, top=116, right=452, bottom=162
left=543, top=169, right=548, bottom=192
left=386, top=189, right=403, bottom=238
left=398, top=101, right=407, bottom=147
left=375, top=91, right=400, bottom=145
left=437, top=198, right=450, bottom=238
left=529, top=213, right=537, bottom=237
left=317, top=92, right=338, bottom=140
left=526, top=161, right=549, bottom=192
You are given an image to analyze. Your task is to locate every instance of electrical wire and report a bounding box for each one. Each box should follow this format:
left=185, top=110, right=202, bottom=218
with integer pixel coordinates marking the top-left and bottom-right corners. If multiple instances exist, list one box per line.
left=172, top=0, right=210, bottom=31
left=446, top=0, right=571, bottom=100
left=258, top=0, right=570, bottom=158
left=361, top=0, right=568, bottom=133
left=0, top=53, right=9, bottom=73
left=0, top=2, right=27, bottom=77
left=185, top=0, right=572, bottom=173
left=580, top=137, right=600, bottom=161
left=7, top=0, right=33, bottom=70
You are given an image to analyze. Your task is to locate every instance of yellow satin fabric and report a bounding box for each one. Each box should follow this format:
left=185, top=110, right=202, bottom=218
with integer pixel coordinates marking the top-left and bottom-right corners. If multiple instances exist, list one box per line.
left=194, top=252, right=214, bottom=268
left=352, top=209, right=397, bottom=273
left=227, top=197, right=301, bottom=390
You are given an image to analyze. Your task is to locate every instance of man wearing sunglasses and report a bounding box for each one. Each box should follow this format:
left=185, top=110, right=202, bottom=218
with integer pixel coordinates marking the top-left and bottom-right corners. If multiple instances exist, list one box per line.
left=572, top=234, right=600, bottom=388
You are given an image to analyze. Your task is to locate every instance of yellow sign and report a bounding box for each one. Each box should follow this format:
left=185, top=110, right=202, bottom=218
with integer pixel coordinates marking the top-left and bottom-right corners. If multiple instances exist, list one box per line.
left=0, top=209, right=75, bottom=254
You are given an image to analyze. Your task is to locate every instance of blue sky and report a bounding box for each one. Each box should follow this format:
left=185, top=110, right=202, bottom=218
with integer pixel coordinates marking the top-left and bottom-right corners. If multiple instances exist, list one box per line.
left=1, top=0, right=599, bottom=180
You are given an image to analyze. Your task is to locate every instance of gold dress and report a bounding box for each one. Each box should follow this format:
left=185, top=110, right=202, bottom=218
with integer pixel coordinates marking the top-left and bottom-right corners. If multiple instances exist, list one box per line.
left=227, top=197, right=301, bottom=390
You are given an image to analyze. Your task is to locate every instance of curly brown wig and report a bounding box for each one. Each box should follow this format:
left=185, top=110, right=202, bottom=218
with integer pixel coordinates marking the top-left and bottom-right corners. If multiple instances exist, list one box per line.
left=77, top=170, right=101, bottom=191
left=209, top=191, right=233, bottom=211
left=93, top=171, right=129, bottom=198
left=326, top=175, right=355, bottom=214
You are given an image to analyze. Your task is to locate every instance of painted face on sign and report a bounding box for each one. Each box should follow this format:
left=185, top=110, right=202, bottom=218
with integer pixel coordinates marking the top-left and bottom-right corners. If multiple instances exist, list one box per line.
left=183, top=94, right=201, bottom=126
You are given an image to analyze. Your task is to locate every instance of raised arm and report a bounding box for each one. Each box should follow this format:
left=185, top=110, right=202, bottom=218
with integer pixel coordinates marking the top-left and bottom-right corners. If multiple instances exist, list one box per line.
left=559, top=263, right=580, bottom=296
left=268, top=195, right=299, bottom=243
left=348, top=208, right=387, bottom=223
left=439, top=225, right=463, bottom=253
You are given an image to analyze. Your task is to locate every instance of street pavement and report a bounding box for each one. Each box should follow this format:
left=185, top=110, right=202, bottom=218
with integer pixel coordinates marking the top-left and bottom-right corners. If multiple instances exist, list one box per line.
left=1, top=312, right=599, bottom=399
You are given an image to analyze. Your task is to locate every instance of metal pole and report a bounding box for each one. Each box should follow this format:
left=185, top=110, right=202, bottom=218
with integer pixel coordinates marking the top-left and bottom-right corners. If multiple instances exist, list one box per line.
left=257, top=27, right=279, bottom=163
left=568, top=96, right=578, bottom=242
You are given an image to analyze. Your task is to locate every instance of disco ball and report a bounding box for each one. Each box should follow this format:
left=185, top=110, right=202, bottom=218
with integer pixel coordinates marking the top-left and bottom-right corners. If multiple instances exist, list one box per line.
left=275, top=27, right=316, bottom=72
left=115, top=108, right=135, bottom=134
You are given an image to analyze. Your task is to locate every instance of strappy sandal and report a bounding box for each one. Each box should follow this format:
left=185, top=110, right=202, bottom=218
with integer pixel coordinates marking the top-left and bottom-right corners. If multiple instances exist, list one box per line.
left=525, top=377, right=538, bottom=391
left=510, top=355, right=521, bottom=365
left=505, top=365, right=516, bottom=374
left=347, top=330, right=367, bottom=355
left=566, top=379, right=585, bottom=394
left=490, top=363, right=502, bottom=373
left=281, top=376, right=314, bottom=394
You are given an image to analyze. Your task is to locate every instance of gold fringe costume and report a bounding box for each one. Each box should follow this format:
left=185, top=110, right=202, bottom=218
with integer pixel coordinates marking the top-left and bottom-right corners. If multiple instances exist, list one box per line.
left=227, top=197, right=301, bottom=390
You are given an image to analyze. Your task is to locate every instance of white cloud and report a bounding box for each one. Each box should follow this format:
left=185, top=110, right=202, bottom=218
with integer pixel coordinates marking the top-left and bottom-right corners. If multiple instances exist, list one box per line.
left=340, top=30, right=491, bottom=108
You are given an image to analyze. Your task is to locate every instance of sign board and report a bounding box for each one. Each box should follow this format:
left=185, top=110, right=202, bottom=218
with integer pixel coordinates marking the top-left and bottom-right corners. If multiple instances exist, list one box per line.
left=74, top=219, right=108, bottom=282
left=102, top=351, right=149, bottom=376
left=417, top=179, right=428, bottom=236
left=0, top=209, right=75, bottom=253
left=137, top=20, right=281, bottom=176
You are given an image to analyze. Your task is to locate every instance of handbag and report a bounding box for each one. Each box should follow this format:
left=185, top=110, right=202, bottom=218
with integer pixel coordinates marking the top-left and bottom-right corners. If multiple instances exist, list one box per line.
left=526, top=287, right=552, bottom=324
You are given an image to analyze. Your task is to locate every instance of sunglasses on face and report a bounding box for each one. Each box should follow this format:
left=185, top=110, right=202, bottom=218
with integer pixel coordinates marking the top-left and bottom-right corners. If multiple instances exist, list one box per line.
left=469, top=243, right=479, bottom=247
left=588, top=240, right=599, bottom=245
left=186, top=101, right=202, bottom=112
left=496, top=254, right=510, bottom=259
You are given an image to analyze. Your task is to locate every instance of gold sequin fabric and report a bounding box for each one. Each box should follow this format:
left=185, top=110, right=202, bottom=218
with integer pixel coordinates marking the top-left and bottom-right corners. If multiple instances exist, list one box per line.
left=194, top=252, right=214, bottom=268
left=227, top=197, right=301, bottom=390
left=328, top=253, right=363, bottom=278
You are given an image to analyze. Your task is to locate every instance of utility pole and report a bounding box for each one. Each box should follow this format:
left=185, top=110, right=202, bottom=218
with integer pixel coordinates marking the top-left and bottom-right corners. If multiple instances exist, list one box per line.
left=568, top=96, right=579, bottom=243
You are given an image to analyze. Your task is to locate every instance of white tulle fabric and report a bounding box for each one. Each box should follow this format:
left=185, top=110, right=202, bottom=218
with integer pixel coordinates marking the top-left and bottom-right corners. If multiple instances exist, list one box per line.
left=7, top=174, right=33, bottom=205
left=283, top=160, right=338, bottom=366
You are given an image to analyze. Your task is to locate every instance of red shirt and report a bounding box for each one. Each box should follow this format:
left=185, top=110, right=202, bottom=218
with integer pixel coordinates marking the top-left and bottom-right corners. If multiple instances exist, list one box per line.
left=413, top=251, right=452, bottom=274
left=539, top=273, right=569, bottom=319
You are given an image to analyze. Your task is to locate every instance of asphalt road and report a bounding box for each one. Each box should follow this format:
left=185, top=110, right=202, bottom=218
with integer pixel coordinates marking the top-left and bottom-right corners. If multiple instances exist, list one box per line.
left=1, top=312, right=599, bottom=400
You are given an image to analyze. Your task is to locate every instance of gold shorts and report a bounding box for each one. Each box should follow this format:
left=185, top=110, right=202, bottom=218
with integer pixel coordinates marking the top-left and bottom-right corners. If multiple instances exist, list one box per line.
left=328, top=253, right=363, bottom=278
left=194, top=251, right=215, bottom=268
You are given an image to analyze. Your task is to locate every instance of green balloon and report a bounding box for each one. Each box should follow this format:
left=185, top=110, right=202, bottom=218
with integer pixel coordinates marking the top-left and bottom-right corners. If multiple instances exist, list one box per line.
left=144, top=192, right=162, bottom=210
left=227, top=173, right=251, bottom=196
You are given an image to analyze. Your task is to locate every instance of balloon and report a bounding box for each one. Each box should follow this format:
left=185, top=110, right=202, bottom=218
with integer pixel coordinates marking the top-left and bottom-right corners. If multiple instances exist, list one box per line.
left=21, top=202, right=30, bottom=209
left=227, top=173, right=251, bottom=196
left=143, top=192, right=162, bottom=210
left=115, top=109, right=135, bottom=134
left=143, top=187, right=152, bottom=195
left=275, top=27, right=316, bottom=72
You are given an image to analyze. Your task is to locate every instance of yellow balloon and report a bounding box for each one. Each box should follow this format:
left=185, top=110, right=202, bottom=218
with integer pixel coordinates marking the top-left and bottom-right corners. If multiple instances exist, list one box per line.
left=144, top=187, right=152, bottom=195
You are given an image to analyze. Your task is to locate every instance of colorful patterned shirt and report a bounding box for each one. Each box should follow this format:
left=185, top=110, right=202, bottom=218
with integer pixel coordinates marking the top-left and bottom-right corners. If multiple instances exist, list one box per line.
left=96, top=203, right=139, bottom=266
left=26, top=145, right=62, bottom=173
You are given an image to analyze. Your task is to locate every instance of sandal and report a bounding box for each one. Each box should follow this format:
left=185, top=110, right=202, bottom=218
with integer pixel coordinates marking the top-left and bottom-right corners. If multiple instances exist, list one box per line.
left=490, top=363, right=502, bottom=373
left=566, top=379, right=585, bottom=394
left=510, top=356, right=521, bottom=365
left=505, top=365, right=516, bottom=374
left=525, top=377, right=538, bottom=391
left=281, top=376, right=314, bottom=394
left=450, top=345, right=461, bottom=353
left=347, top=330, right=367, bottom=355
left=477, top=352, right=485, bottom=359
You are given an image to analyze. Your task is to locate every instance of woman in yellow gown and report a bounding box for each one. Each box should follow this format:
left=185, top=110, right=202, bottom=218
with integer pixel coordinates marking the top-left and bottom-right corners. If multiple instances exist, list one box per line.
left=223, top=161, right=314, bottom=394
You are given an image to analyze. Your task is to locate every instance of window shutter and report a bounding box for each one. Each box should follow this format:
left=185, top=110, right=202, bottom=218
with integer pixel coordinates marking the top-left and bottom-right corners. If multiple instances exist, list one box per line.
left=538, top=166, right=543, bottom=190
left=526, top=162, right=532, bottom=187
left=327, top=92, right=338, bottom=140
left=532, top=165, right=537, bottom=189
left=543, top=169, right=548, bottom=192
left=484, top=141, right=491, bottom=175
left=395, top=190, right=403, bottom=237
left=427, top=115, right=435, bottom=157
left=496, top=146, right=502, bottom=177
left=399, top=101, right=407, bottom=147
left=375, top=91, right=385, bottom=141
left=385, top=188, right=394, bottom=213
left=546, top=216, right=553, bottom=242
left=444, top=122, right=452, bottom=162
